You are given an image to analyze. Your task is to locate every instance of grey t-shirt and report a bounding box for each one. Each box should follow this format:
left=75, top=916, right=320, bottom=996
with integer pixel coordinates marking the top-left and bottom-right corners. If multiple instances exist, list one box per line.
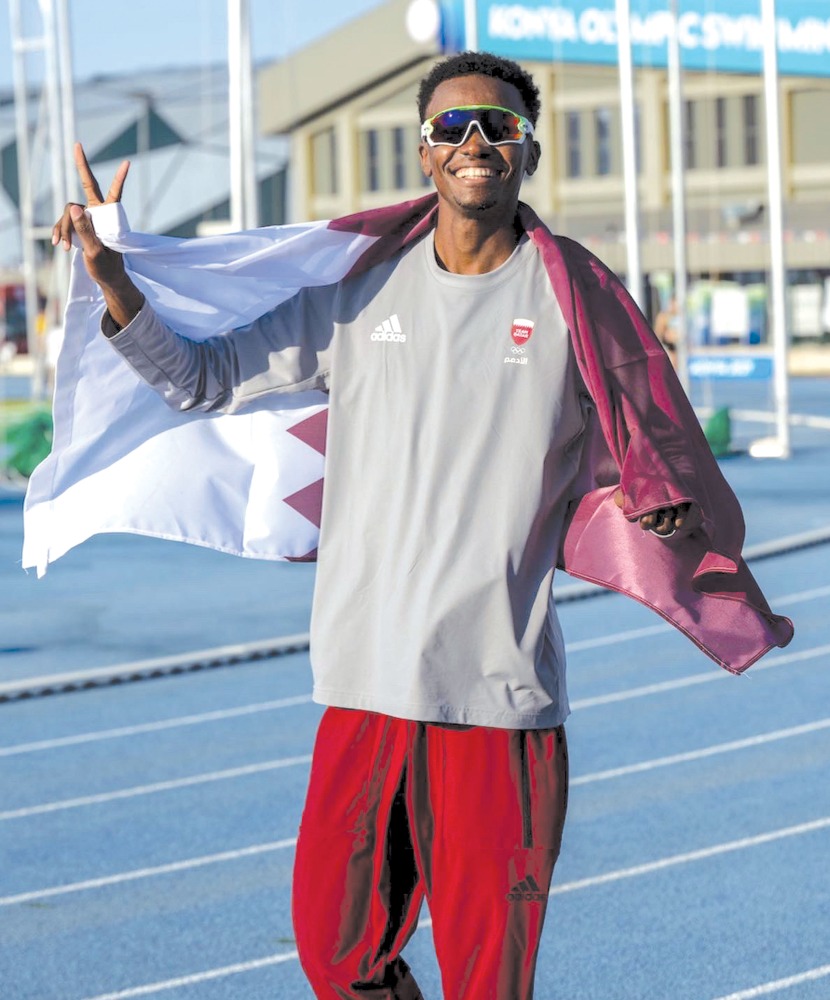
left=107, top=232, right=589, bottom=728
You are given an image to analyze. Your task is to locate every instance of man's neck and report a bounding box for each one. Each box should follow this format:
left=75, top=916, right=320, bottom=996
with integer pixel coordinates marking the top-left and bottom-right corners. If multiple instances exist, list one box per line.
left=432, top=212, right=523, bottom=275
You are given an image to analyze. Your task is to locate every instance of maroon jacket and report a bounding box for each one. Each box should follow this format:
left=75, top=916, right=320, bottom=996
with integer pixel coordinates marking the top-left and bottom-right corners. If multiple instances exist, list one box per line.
left=330, top=194, right=794, bottom=673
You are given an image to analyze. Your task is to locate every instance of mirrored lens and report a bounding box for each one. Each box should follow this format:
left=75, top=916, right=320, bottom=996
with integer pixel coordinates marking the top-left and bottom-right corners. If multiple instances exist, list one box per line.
left=429, top=108, right=525, bottom=145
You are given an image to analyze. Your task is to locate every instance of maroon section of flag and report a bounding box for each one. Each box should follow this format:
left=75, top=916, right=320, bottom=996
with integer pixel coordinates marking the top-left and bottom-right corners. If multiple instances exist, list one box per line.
left=511, top=318, right=535, bottom=346
left=283, top=477, right=324, bottom=528
left=287, top=409, right=328, bottom=456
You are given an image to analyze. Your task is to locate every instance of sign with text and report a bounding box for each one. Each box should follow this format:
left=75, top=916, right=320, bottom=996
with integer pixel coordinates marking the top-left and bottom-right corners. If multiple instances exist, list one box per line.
left=688, top=354, right=774, bottom=379
left=441, top=1, right=830, bottom=77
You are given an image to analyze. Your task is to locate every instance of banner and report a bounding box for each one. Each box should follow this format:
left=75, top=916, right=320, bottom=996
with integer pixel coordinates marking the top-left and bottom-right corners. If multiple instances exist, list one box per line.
left=441, top=0, right=830, bottom=77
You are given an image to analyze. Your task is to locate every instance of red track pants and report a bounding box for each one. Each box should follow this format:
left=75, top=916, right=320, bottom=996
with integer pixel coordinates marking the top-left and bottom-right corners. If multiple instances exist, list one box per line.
left=292, top=708, right=569, bottom=999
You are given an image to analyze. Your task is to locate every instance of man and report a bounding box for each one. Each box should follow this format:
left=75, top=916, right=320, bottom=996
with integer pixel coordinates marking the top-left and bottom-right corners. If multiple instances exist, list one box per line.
left=52, top=52, right=790, bottom=999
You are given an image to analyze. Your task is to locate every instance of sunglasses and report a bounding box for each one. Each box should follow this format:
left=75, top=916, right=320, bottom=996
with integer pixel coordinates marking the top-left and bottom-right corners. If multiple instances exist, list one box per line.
left=420, top=105, right=534, bottom=147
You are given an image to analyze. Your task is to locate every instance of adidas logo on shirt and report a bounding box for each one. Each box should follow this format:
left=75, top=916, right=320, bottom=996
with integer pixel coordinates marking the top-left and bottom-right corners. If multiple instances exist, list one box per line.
left=505, top=875, right=547, bottom=902
left=370, top=314, right=406, bottom=343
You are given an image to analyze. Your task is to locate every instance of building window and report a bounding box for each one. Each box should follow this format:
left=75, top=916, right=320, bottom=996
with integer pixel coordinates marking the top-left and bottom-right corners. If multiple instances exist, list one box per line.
left=683, top=99, right=696, bottom=169
left=634, top=103, right=642, bottom=174
left=364, top=129, right=380, bottom=192
left=595, top=108, right=611, bottom=175
left=743, top=94, right=759, bottom=165
left=392, top=127, right=407, bottom=190
left=311, top=127, right=337, bottom=196
left=715, top=97, right=727, bottom=168
left=566, top=111, right=581, bottom=178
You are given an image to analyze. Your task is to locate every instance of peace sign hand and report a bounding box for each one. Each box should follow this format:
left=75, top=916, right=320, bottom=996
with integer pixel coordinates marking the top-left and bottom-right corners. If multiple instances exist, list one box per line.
left=52, top=142, right=144, bottom=329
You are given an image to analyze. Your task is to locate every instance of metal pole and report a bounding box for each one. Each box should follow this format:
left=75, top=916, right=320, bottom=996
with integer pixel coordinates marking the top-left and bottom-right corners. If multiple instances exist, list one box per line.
left=55, top=0, right=77, bottom=203
left=464, top=0, right=478, bottom=50
left=9, top=0, right=45, bottom=397
left=667, top=0, right=689, bottom=393
left=760, top=0, right=790, bottom=458
left=615, top=0, right=643, bottom=310
left=228, top=0, right=243, bottom=231
left=228, top=0, right=258, bottom=230
left=136, top=95, right=150, bottom=229
left=53, top=0, right=77, bottom=328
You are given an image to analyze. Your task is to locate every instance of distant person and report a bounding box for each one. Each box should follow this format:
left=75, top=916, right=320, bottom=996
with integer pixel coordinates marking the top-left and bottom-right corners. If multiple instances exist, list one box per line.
left=654, top=295, right=680, bottom=365
left=53, top=51, right=791, bottom=1000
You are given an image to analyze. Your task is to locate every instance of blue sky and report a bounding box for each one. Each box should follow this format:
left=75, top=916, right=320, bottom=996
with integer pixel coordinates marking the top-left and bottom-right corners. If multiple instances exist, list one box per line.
left=0, top=0, right=385, bottom=90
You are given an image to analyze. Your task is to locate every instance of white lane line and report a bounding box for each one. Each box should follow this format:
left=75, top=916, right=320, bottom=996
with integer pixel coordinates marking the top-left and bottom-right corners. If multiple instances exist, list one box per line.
left=77, top=952, right=300, bottom=1000
left=570, top=642, right=830, bottom=711
left=711, top=963, right=830, bottom=999
left=0, top=755, right=312, bottom=821
left=8, top=713, right=830, bottom=822
left=63, top=817, right=830, bottom=998
left=551, top=816, right=830, bottom=895
left=0, top=839, right=297, bottom=907
left=7, top=812, right=829, bottom=911
left=566, top=623, right=670, bottom=652
left=728, top=408, right=830, bottom=432
left=1, top=577, right=825, bottom=760
left=0, top=694, right=314, bottom=757
left=772, top=583, right=830, bottom=607
left=572, top=717, right=830, bottom=786
left=564, top=584, right=830, bottom=656
left=3, top=639, right=827, bottom=760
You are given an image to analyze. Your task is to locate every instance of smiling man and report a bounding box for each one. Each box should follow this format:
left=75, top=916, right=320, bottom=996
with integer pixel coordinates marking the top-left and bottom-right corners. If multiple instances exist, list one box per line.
left=52, top=50, right=791, bottom=1000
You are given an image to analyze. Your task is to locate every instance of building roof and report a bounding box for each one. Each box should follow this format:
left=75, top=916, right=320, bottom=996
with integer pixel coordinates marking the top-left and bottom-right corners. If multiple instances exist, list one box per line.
left=0, top=65, right=288, bottom=270
left=258, top=0, right=439, bottom=134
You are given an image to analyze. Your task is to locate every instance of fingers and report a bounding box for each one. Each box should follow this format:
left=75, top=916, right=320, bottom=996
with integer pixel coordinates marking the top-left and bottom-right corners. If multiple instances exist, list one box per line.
left=62, top=203, right=126, bottom=286
left=672, top=502, right=692, bottom=530
left=74, top=142, right=105, bottom=204
left=52, top=202, right=85, bottom=250
left=54, top=143, right=130, bottom=250
left=638, top=502, right=693, bottom=537
left=104, top=159, right=131, bottom=203
left=67, top=204, right=98, bottom=251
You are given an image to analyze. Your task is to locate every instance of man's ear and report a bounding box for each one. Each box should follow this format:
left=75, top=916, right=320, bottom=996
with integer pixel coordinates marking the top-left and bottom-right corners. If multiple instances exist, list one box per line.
left=419, top=141, right=433, bottom=178
left=525, top=140, right=541, bottom=177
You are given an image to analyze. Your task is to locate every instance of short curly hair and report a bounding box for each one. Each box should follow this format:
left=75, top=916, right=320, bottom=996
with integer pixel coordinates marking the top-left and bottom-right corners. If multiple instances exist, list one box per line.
left=417, top=51, right=541, bottom=126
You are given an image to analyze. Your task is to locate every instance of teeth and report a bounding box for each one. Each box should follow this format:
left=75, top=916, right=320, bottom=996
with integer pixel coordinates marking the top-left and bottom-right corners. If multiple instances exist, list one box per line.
left=455, top=168, right=496, bottom=178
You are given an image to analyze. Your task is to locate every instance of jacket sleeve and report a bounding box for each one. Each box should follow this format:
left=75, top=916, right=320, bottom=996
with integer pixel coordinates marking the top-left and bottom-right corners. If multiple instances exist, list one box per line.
left=104, top=283, right=338, bottom=414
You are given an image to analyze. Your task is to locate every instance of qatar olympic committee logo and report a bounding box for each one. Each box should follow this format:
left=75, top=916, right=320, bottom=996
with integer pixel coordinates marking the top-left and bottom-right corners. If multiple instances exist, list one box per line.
left=510, top=317, right=535, bottom=346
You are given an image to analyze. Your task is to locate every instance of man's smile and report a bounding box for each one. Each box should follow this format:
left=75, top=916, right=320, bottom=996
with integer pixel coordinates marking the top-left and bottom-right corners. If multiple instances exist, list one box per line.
left=452, top=166, right=502, bottom=179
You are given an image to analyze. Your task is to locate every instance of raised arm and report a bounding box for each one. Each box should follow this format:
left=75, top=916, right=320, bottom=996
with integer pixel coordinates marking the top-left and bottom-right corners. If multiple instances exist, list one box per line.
left=52, top=142, right=144, bottom=329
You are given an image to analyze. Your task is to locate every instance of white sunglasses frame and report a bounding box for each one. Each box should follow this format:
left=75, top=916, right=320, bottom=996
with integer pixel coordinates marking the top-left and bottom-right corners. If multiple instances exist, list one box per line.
left=420, top=105, right=535, bottom=148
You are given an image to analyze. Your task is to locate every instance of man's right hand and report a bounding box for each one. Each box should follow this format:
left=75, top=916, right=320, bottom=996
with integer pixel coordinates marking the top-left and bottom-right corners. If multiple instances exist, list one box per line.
left=52, top=142, right=144, bottom=330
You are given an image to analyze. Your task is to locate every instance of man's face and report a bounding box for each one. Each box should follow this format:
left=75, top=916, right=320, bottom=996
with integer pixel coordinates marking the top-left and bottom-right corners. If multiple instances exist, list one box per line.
left=419, top=74, right=540, bottom=221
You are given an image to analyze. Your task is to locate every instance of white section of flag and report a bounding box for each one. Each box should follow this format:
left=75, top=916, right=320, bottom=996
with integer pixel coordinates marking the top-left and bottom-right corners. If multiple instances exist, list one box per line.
left=23, top=203, right=378, bottom=576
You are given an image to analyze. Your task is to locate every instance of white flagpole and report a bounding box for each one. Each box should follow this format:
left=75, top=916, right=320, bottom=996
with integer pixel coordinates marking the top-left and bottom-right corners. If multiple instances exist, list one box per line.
left=616, top=0, right=644, bottom=310
left=667, top=0, right=689, bottom=394
left=464, top=0, right=478, bottom=50
left=228, top=0, right=258, bottom=231
left=759, top=0, right=790, bottom=458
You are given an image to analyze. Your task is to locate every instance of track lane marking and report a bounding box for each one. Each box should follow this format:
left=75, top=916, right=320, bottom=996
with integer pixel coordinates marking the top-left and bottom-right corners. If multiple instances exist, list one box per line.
left=77, top=951, right=300, bottom=1000
left=5, top=715, right=830, bottom=821
left=549, top=817, right=830, bottom=895
left=0, top=694, right=314, bottom=757
left=711, top=963, right=830, bottom=999
left=0, top=839, right=297, bottom=907
left=2, top=640, right=828, bottom=758
left=62, top=817, right=830, bottom=997
left=1, top=580, right=826, bottom=760
left=570, top=642, right=830, bottom=710
left=0, top=755, right=312, bottom=820
left=571, top=716, right=830, bottom=785
left=5, top=814, right=829, bottom=909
